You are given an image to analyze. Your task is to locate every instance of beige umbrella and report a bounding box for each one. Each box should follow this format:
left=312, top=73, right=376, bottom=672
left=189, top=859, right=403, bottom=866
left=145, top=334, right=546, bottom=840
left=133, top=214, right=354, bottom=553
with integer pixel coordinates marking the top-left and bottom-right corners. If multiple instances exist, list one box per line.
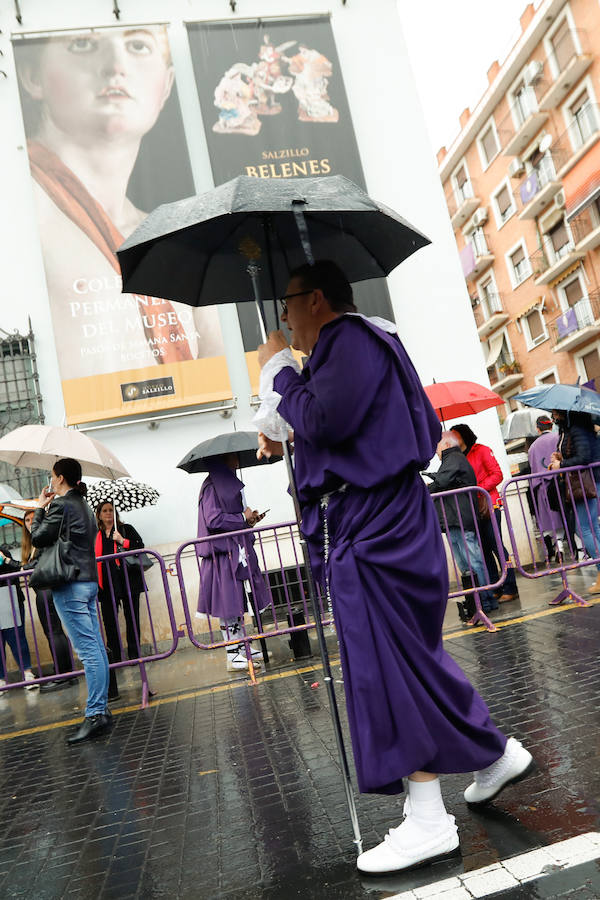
left=0, top=425, right=129, bottom=479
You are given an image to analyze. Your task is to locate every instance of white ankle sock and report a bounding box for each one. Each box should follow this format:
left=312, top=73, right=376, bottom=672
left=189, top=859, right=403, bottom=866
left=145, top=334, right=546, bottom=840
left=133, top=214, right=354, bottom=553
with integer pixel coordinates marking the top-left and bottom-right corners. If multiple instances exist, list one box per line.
left=407, top=777, right=448, bottom=825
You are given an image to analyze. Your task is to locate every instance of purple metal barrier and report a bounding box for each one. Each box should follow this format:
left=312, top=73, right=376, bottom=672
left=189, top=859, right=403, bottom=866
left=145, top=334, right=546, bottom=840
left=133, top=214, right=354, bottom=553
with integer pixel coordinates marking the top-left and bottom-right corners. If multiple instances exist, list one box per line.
left=430, top=485, right=507, bottom=632
left=502, top=462, right=600, bottom=607
left=175, top=520, right=330, bottom=683
left=0, top=548, right=179, bottom=708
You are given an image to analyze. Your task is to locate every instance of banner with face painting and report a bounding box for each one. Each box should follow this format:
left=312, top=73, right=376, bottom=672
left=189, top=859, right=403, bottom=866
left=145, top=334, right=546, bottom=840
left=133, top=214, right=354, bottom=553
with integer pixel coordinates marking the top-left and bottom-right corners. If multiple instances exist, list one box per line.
left=186, top=15, right=394, bottom=386
left=13, top=25, right=232, bottom=424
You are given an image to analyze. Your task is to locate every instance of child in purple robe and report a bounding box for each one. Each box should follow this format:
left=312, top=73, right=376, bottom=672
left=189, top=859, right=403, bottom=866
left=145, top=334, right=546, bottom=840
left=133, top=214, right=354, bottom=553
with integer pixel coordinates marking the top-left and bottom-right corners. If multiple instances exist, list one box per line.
left=196, top=454, right=270, bottom=671
left=255, top=260, right=533, bottom=876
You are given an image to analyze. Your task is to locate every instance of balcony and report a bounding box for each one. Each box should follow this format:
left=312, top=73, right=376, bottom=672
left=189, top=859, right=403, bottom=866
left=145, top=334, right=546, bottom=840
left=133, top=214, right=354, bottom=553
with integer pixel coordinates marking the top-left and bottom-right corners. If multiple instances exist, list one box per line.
left=538, top=29, right=592, bottom=111
left=445, top=179, right=480, bottom=229
left=550, top=291, right=600, bottom=352
left=530, top=227, right=585, bottom=285
left=516, top=155, right=562, bottom=220
left=488, top=359, right=524, bottom=394
left=572, top=207, right=600, bottom=254
left=460, top=233, right=494, bottom=282
left=474, top=293, right=509, bottom=340
left=554, top=105, right=600, bottom=179
left=499, top=87, right=548, bottom=157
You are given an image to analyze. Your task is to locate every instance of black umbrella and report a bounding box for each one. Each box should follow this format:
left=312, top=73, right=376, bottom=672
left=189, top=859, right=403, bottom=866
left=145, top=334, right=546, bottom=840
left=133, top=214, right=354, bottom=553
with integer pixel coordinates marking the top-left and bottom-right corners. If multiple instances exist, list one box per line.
left=117, top=174, right=430, bottom=310
left=177, top=431, right=281, bottom=473
left=117, top=175, right=431, bottom=857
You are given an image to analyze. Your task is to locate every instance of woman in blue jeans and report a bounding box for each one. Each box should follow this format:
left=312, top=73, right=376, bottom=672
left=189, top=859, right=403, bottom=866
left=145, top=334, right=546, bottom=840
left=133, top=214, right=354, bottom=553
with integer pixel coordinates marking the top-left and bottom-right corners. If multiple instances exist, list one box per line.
left=549, top=410, right=600, bottom=594
left=31, top=457, right=111, bottom=743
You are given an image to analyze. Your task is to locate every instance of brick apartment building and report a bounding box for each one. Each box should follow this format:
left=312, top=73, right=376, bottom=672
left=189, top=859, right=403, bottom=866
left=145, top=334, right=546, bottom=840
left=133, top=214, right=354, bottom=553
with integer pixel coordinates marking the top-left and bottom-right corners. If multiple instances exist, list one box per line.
left=438, top=0, right=600, bottom=420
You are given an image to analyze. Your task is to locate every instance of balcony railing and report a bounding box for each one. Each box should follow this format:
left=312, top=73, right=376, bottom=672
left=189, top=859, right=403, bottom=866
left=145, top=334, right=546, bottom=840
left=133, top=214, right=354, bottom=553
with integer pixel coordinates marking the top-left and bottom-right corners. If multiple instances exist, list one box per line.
left=489, top=358, right=521, bottom=386
left=539, top=29, right=592, bottom=110
left=550, top=291, right=600, bottom=348
left=530, top=220, right=586, bottom=282
left=498, top=86, right=548, bottom=156
left=571, top=207, right=600, bottom=253
left=445, top=179, right=479, bottom=225
left=552, top=104, right=600, bottom=172
left=514, top=153, right=561, bottom=216
left=473, top=292, right=504, bottom=328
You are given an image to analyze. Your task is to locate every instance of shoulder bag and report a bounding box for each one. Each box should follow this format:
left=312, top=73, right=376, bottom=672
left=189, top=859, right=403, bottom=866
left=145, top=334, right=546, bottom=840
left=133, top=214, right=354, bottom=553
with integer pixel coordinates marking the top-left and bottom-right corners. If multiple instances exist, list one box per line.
left=29, top=505, right=79, bottom=590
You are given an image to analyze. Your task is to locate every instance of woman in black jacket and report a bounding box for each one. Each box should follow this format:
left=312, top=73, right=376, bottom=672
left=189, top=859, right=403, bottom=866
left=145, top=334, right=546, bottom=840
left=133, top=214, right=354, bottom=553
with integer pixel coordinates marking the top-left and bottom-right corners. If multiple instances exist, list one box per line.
left=94, top=501, right=144, bottom=696
left=31, top=458, right=110, bottom=743
left=549, top=410, right=600, bottom=593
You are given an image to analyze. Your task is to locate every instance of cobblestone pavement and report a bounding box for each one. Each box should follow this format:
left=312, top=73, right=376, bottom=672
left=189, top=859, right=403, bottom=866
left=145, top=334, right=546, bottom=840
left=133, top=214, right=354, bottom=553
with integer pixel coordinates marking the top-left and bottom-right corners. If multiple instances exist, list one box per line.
left=1, top=598, right=600, bottom=899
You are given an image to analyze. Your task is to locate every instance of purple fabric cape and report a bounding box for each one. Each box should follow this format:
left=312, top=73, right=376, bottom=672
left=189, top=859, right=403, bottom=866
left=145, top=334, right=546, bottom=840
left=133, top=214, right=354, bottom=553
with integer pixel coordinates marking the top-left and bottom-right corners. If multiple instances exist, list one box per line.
left=196, top=462, right=269, bottom=620
left=528, top=431, right=562, bottom=534
left=274, top=315, right=506, bottom=794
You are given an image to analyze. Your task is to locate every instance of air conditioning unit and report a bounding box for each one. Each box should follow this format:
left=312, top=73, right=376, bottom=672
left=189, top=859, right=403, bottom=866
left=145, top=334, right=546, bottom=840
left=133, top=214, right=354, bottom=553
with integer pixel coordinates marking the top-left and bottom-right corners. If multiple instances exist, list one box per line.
left=555, top=189, right=566, bottom=209
left=508, top=157, right=525, bottom=178
left=524, top=60, right=544, bottom=85
left=471, top=207, right=489, bottom=228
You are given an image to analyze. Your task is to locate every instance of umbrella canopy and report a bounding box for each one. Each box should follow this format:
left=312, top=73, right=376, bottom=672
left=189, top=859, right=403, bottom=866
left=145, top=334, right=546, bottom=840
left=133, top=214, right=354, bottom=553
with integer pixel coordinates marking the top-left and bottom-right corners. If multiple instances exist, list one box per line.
left=117, top=174, right=431, bottom=306
left=0, top=500, right=38, bottom=528
left=501, top=408, right=550, bottom=441
left=86, top=478, right=159, bottom=513
left=515, top=383, right=600, bottom=417
left=423, top=381, right=504, bottom=422
left=177, top=431, right=280, bottom=474
left=0, top=425, right=129, bottom=480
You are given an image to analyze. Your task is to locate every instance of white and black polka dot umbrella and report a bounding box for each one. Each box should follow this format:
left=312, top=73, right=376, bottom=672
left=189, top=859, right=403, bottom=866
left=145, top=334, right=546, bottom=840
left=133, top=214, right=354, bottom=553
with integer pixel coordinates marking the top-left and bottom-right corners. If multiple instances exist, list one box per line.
left=86, top=478, right=159, bottom=513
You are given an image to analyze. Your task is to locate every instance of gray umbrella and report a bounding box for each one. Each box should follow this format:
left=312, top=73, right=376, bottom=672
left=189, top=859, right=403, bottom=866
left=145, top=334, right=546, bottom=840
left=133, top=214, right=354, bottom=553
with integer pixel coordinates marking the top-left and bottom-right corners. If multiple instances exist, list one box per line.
left=501, top=408, right=550, bottom=441
left=177, top=431, right=281, bottom=473
left=117, top=174, right=430, bottom=308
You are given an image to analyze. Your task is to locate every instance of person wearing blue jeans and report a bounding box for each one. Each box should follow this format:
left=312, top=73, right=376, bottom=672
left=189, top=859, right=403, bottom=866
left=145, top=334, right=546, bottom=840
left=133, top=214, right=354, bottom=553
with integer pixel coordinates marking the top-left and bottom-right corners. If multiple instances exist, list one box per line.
left=32, top=457, right=111, bottom=743
left=447, top=528, right=497, bottom=612
left=549, top=409, right=600, bottom=595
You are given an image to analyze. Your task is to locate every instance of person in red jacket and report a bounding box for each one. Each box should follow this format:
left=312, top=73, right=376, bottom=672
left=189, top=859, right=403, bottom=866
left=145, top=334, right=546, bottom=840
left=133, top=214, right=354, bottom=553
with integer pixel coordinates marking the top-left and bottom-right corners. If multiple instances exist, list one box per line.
left=451, top=424, right=519, bottom=602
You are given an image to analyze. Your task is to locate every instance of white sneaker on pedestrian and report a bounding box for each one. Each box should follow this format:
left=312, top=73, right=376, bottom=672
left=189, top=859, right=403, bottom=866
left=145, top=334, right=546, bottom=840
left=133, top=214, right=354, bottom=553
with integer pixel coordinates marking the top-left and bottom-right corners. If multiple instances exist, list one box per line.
left=357, top=813, right=459, bottom=875
left=464, top=738, right=533, bottom=805
left=24, top=670, right=38, bottom=690
left=0, top=678, right=6, bottom=688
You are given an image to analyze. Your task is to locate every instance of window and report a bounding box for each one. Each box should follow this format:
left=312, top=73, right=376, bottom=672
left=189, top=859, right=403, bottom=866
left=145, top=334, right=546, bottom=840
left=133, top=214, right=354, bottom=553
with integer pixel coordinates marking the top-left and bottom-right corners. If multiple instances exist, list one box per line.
left=453, top=164, right=473, bottom=204
left=548, top=219, right=571, bottom=258
left=564, top=277, right=584, bottom=307
left=580, top=348, right=600, bottom=386
left=513, top=81, right=535, bottom=127
left=569, top=91, right=597, bottom=147
left=480, top=124, right=499, bottom=166
left=551, top=18, right=577, bottom=73
left=523, top=308, right=547, bottom=348
left=494, top=182, right=514, bottom=225
left=509, top=244, right=530, bottom=285
left=538, top=371, right=557, bottom=385
left=479, top=276, right=501, bottom=318
left=508, top=395, right=521, bottom=412
left=470, top=227, right=489, bottom=257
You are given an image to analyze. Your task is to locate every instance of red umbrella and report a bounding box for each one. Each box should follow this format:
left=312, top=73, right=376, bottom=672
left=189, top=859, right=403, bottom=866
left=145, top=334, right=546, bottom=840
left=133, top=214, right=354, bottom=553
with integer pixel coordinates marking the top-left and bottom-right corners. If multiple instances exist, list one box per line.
left=424, top=380, right=504, bottom=423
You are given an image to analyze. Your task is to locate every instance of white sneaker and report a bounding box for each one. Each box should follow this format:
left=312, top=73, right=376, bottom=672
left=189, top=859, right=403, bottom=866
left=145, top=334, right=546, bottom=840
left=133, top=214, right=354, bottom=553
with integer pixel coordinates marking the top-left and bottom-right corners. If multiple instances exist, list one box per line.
left=226, top=651, right=248, bottom=671
left=357, top=814, right=459, bottom=876
left=24, top=670, right=38, bottom=690
left=464, top=738, right=533, bottom=805
left=0, top=678, right=6, bottom=688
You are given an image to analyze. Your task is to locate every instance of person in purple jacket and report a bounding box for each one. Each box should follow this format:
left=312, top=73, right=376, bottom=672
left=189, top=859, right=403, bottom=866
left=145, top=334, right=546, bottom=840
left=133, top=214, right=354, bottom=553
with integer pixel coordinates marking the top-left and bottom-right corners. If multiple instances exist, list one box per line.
left=256, top=260, right=533, bottom=876
left=197, top=454, right=270, bottom=670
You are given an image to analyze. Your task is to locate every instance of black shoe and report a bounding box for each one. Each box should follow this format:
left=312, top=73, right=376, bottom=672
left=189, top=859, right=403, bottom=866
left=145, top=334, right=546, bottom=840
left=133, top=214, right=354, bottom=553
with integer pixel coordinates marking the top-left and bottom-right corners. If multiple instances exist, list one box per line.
left=39, top=678, right=76, bottom=694
left=67, top=714, right=109, bottom=744
left=107, top=691, right=120, bottom=703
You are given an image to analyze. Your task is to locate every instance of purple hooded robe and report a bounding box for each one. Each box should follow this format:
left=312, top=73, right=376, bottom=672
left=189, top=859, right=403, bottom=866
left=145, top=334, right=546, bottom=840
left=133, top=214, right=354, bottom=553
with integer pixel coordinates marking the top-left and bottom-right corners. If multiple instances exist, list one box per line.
left=273, top=314, right=506, bottom=794
left=528, top=430, right=562, bottom=535
left=196, top=461, right=270, bottom=620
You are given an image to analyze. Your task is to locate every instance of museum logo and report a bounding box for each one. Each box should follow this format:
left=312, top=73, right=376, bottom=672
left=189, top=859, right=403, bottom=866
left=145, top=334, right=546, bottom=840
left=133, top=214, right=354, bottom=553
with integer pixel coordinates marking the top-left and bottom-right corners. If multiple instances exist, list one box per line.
left=121, top=377, right=175, bottom=403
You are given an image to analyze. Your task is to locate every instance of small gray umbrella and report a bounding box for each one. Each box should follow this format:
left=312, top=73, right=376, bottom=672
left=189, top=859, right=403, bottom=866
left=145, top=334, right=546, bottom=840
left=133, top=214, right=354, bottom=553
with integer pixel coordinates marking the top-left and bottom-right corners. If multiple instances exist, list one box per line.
left=117, top=174, right=430, bottom=308
left=177, top=431, right=280, bottom=474
left=501, top=408, right=550, bottom=441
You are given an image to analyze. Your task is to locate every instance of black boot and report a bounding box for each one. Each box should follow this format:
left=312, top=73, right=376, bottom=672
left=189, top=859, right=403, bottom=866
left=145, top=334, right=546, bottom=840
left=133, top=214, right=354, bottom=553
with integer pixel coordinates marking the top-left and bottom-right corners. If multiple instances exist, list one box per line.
left=459, top=574, right=477, bottom=620
left=67, top=714, right=109, bottom=744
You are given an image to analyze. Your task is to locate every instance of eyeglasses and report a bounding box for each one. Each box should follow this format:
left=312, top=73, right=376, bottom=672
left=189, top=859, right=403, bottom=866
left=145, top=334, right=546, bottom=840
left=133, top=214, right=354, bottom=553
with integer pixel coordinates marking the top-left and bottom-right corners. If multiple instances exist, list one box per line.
left=277, top=290, right=313, bottom=316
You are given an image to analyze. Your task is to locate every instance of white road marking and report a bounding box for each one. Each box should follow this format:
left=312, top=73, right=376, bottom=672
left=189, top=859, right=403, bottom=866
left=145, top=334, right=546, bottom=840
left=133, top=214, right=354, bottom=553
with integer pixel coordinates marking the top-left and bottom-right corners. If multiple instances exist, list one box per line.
left=389, top=832, right=600, bottom=898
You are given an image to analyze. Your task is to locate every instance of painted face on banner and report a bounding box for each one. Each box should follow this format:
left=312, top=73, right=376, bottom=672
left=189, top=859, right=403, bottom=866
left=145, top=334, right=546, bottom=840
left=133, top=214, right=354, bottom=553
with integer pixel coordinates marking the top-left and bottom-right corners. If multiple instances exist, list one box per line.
left=24, top=28, right=174, bottom=142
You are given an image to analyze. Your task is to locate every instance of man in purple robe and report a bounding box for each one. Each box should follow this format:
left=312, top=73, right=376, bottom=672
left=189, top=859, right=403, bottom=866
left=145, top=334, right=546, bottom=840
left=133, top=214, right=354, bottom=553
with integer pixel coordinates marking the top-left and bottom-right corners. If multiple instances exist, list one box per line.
left=256, top=260, right=533, bottom=876
left=197, top=454, right=270, bottom=671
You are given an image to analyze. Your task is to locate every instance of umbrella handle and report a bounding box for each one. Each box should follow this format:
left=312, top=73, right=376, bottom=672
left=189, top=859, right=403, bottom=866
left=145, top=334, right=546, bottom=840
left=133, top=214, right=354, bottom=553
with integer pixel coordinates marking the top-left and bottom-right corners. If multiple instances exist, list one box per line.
left=282, top=439, right=362, bottom=855
left=247, top=261, right=268, bottom=342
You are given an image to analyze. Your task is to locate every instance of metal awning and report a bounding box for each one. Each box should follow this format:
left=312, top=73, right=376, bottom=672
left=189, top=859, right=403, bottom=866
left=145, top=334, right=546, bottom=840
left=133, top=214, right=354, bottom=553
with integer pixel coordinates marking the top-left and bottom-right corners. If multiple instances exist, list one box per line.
left=549, top=261, right=582, bottom=288
left=514, top=296, right=544, bottom=320
left=486, top=331, right=504, bottom=368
